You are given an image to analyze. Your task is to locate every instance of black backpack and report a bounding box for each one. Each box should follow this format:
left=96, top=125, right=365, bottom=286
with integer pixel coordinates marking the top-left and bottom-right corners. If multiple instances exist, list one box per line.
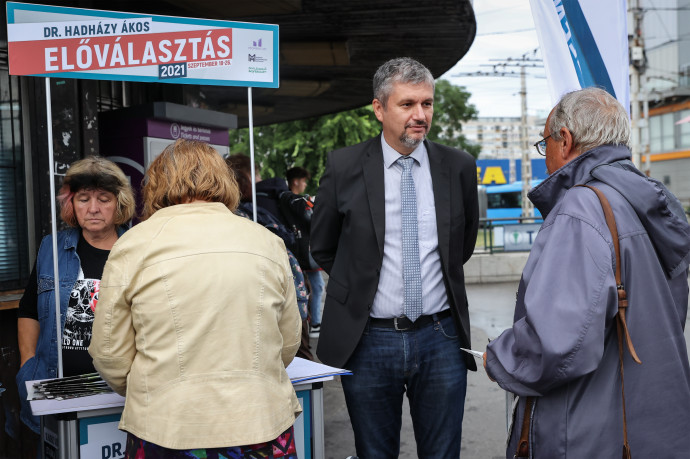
left=278, top=191, right=319, bottom=270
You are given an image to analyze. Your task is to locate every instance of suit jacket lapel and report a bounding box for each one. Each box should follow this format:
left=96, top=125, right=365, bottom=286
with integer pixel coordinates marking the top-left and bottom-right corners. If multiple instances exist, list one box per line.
left=362, top=136, right=386, bottom=259
left=427, top=141, right=451, bottom=267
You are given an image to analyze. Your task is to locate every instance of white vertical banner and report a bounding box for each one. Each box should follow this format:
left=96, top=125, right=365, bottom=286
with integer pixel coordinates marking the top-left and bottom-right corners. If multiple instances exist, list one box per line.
left=529, top=0, right=629, bottom=112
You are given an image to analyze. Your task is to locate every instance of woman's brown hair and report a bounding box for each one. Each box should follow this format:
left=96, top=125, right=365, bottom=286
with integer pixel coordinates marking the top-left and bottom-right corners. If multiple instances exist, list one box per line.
left=141, top=139, right=240, bottom=220
left=57, top=156, right=136, bottom=227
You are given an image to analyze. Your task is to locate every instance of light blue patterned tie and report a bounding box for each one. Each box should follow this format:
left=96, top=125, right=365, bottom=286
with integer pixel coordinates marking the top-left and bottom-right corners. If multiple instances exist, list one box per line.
left=398, top=156, right=423, bottom=322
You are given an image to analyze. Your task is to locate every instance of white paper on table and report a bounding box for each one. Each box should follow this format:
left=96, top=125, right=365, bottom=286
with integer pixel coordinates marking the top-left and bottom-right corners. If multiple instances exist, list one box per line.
left=27, top=380, right=125, bottom=416
left=286, top=357, right=352, bottom=384
left=27, top=357, right=351, bottom=416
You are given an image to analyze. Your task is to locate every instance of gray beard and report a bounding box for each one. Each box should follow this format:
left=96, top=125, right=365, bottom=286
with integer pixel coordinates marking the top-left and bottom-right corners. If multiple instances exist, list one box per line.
left=400, top=132, right=425, bottom=149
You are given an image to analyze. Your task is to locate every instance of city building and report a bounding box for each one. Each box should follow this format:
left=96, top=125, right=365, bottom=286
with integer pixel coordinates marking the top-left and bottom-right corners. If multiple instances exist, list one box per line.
left=464, top=116, right=546, bottom=186
left=635, top=0, right=690, bottom=207
left=464, top=115, right=544, bottom=162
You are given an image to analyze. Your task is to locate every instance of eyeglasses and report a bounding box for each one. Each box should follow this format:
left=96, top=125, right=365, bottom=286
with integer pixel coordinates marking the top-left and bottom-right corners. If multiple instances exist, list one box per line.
left=533, top=134, right=552, bottom=156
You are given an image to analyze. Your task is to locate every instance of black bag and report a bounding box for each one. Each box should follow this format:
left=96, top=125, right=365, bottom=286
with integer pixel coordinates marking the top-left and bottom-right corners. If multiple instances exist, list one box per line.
left=278, top=191, right=319, bottom=270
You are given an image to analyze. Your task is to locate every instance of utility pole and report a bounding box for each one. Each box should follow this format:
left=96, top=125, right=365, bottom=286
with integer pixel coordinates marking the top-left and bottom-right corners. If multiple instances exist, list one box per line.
left=643, top=89, right=651, bottom=175
left=455, top=69, right=521, bottom=183
left=519, top=65, right=534, bottom=219
left=455, top=52, right=542, bottom=218
left=629, top=0, right=646, bottom=169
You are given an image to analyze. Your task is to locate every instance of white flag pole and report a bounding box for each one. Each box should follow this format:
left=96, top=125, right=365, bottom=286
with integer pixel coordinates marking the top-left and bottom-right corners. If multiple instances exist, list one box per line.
left=248, top=87, right=257, bottom=223
left=45, top=77, right=63, bottom=378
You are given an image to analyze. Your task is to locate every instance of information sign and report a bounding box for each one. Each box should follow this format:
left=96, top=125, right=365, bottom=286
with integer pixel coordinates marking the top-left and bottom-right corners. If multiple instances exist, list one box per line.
left=6, top=2, right=279, bottom=87
left=503, top=223, right=541, bottom=252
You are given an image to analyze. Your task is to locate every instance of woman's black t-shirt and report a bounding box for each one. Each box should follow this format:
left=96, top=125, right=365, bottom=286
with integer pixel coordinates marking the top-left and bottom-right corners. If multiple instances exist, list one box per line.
left=18, top=234, right=110, bottom=376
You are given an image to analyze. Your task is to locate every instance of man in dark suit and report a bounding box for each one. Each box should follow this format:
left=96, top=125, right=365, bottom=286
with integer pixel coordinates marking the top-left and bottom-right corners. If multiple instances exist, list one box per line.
left=311, top=57, right=479, bottom=458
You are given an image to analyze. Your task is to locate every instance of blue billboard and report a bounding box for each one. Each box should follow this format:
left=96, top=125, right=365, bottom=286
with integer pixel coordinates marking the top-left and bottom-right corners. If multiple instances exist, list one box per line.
left=477, top=158, right=547, bottom=186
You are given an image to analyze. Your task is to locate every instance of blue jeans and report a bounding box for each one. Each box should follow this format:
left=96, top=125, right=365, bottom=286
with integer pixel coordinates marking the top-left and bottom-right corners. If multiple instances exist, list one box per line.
left=341, top=314, right=467, bottom=459
left=306, top=270, right=325, bottom=325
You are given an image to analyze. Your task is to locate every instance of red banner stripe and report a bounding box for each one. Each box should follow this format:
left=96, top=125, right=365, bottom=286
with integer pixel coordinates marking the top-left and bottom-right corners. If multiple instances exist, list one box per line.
left=9, top=28, right=233, bottom=75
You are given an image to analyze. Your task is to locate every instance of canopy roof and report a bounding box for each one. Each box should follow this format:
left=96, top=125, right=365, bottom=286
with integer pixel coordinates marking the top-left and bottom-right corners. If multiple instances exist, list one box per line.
left=1, top=0, right=476, bottom=127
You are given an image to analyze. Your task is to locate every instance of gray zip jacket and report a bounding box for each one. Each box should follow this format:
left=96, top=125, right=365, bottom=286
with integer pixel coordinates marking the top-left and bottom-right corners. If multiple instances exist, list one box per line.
left=486, top=144, right=690, bottom=458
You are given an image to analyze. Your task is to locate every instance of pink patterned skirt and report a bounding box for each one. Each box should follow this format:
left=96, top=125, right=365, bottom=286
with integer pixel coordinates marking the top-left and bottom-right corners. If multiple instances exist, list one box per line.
left=125, top=426, right=298, bottom=458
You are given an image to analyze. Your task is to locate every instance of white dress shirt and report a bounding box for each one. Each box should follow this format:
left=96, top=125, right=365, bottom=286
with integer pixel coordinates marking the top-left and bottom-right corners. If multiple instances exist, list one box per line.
left=370, top=136, right=450, bottom=319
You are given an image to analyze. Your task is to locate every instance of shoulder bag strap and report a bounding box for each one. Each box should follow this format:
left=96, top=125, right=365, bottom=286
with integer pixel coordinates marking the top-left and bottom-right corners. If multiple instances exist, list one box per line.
left=576, top=184, right=642, bottom=459
left=515, top=396, right=533, bottom=458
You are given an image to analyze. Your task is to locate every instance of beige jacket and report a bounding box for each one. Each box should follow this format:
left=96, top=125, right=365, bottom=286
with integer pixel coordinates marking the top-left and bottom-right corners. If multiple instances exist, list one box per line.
left=89, top=202, right=302, bottom=449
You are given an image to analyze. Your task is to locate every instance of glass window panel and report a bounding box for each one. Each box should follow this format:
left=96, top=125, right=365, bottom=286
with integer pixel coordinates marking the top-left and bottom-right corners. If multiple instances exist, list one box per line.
left=678, top=110, right=690, bottom=148
left=661, top=113, right=675, bottom=151
left=0, top=71, right=29, bottom=289
left=650, top=115, right=662, bottom=153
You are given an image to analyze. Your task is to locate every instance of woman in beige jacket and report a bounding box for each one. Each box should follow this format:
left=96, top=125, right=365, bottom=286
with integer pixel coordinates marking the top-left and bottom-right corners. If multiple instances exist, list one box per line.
left=89, top=139, right=302, bottom=458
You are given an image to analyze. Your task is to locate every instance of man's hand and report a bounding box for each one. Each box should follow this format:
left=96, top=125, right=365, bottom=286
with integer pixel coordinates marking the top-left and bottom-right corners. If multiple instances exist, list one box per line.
left=483, top=352, right=496, bottom=382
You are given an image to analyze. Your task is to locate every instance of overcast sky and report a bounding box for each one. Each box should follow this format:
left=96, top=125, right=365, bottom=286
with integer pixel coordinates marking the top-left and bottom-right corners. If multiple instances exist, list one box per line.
left=441, top=1, right=553, bottom=119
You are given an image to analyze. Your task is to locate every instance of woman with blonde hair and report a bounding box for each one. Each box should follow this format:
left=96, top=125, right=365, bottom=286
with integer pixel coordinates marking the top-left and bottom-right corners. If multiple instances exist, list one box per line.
left=89, top=139, right=302, bottom=458
left=16, top=156, right=135, bottom=435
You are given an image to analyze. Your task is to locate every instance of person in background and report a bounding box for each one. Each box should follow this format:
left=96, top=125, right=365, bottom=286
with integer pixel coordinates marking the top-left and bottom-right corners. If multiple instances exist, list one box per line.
left=89, top=139, right=302, bottom=458
left=16, top=157, right=135, bottom=437
left=225, top=155, right=310, bottom=332
left=255, top=170, right=291, bottom=228
left=485, top=87, right=690, bottom=458
left=286, top=166, right=310, bottom=195
left=286, top=166, right=325, bottom=339
left=311, top=57, right=479, bottom=458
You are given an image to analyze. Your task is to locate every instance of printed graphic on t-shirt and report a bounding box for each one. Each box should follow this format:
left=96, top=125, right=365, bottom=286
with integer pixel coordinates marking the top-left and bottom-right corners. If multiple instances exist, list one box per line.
left=62, top=278, right=100, bottom=351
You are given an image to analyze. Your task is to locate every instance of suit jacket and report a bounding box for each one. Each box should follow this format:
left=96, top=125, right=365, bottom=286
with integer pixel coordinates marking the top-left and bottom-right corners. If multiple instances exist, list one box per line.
left=311, top=135, right=479, bottom=370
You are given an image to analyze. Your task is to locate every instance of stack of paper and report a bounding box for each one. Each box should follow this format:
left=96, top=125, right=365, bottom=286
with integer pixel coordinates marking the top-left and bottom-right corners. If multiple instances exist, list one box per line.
left=31, top=373, right=113, bottom=401
left=29, top=357, right=351, bottom=416
left=286, top=357, right=352, bottom=384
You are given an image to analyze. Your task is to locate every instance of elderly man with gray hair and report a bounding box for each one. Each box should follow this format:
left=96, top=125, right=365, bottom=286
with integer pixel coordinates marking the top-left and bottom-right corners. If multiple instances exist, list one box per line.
left=484, top=87, right=690, bottom=458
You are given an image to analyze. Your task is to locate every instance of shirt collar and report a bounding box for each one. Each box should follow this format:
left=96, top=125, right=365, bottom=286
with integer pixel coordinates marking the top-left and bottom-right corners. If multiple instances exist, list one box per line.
left=381, top=135, right=428, bottom=169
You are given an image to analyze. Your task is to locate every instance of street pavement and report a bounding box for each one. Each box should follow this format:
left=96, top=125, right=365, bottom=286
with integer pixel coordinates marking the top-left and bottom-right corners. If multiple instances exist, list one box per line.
left=314, top=280, right=690, bottom=459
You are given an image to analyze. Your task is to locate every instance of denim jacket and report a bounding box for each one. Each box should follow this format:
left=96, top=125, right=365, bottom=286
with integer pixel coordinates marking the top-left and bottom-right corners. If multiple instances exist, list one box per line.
left=16, top=227, right=126, bottom=433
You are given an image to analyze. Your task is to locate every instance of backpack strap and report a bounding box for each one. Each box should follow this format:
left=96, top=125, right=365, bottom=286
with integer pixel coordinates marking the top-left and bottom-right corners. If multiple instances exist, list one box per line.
left=576, top=184, right=641, bottom=459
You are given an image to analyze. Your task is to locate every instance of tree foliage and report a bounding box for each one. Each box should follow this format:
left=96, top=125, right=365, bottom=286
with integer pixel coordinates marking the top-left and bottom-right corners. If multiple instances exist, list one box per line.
left=228, top=80, right=479, bottom=193
left=228, top=106, right=380, bottom=194
left=426, top=79, right=480, bottom=158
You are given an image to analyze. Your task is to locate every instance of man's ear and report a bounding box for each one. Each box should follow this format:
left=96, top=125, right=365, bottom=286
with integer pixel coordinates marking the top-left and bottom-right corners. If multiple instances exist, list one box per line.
left=559, top=127, right=579, bottom=161
left=372, top=98, right=384, bottom=123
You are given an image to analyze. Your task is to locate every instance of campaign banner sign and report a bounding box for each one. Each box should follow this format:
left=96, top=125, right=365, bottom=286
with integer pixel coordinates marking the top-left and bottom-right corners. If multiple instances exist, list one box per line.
left=78, top=414, right=127, bottom=459
left=6, top=2, right=279, bottom=87
left=529, top=0, right=628, bottom=111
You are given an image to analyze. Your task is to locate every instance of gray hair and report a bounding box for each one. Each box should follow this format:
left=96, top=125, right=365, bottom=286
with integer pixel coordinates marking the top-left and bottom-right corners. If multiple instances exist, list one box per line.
left=549, top=87, right=630, bottom=154
left=373, top=57, right=435, bottom=107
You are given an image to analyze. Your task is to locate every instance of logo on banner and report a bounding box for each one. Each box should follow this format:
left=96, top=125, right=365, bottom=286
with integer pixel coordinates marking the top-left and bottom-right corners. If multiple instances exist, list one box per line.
left=552, top=0, right=616, bottom=98
left=249, top=38, right=266, bottom=50
left=248, top=54, right=267, bottom=63
left=170, top=123, right=180, bottom=139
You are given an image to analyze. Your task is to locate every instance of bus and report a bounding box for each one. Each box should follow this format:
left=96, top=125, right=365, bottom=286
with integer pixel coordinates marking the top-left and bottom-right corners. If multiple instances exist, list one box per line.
left=482, top=179, right=543, bottom=224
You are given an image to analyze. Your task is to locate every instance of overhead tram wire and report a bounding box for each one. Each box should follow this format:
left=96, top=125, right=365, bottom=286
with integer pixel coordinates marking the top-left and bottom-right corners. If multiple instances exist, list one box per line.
left=452, top=50, right=546, bottom=219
